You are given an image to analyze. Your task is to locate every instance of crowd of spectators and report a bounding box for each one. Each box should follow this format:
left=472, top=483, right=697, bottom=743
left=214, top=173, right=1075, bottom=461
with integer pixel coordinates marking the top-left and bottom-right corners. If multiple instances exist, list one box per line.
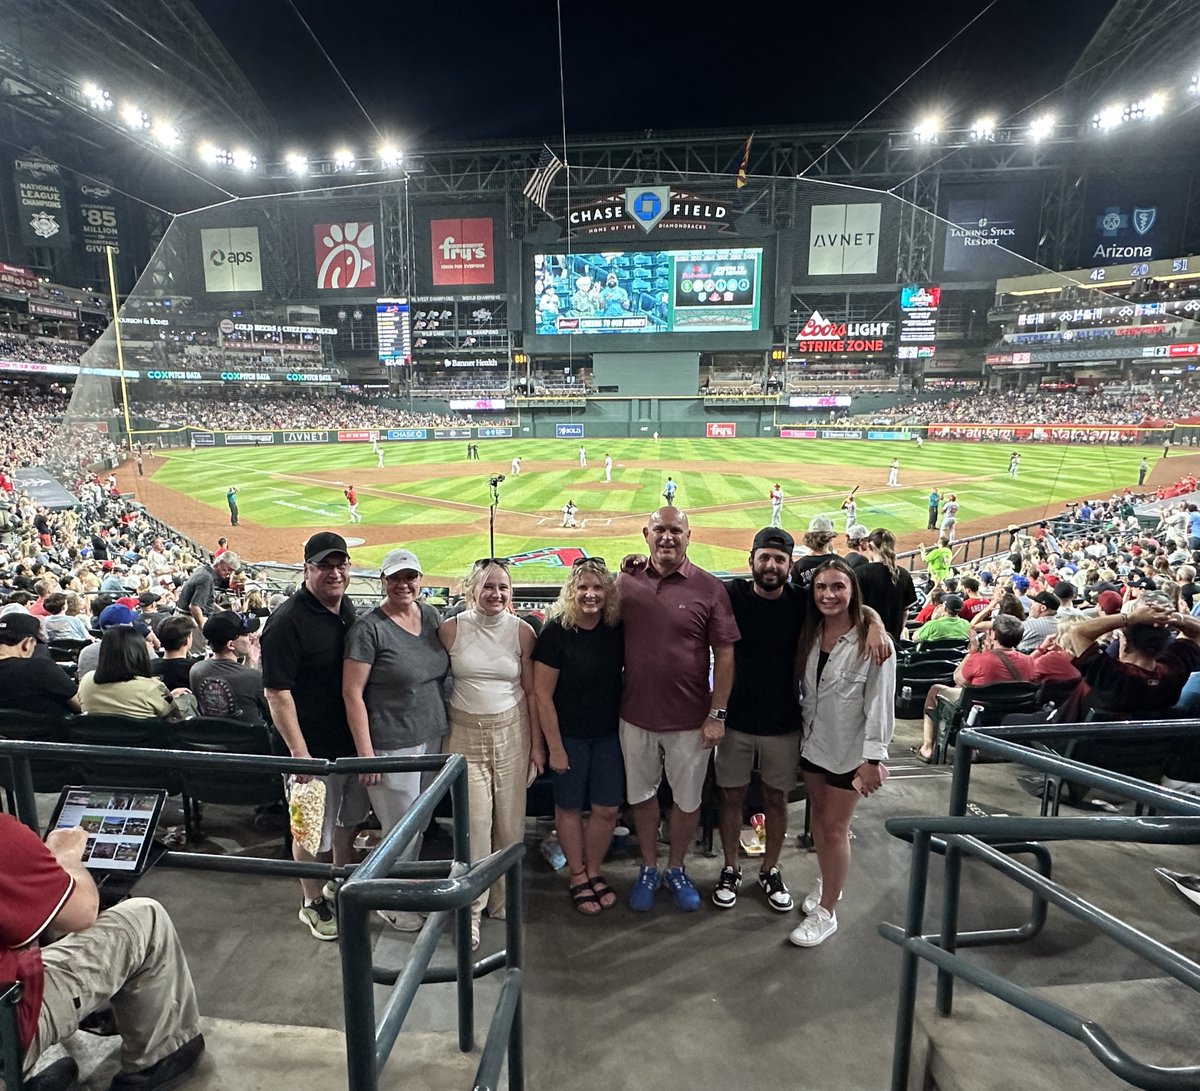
left=0, top=334, right=87, bottom=365
left=900, top=388, right=1200, bottom=426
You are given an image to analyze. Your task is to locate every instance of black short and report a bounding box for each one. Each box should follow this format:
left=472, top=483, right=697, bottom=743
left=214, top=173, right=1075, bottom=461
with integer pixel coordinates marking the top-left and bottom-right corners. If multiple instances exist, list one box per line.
left=800, top=755, right=857, bottom=792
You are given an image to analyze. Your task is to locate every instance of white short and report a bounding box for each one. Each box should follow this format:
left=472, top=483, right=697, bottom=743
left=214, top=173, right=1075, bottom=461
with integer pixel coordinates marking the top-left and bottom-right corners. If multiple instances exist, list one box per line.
left=311, top=772, right=371, bottom=855
left=619, top=719, right=710, bottom=813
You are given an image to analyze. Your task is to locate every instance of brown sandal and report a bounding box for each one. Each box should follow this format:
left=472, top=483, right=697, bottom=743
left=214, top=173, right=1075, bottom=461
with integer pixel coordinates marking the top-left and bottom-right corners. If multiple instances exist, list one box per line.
left=589, top=875, right=617, bottom=910
left=570, top=879, right=602, bottom=915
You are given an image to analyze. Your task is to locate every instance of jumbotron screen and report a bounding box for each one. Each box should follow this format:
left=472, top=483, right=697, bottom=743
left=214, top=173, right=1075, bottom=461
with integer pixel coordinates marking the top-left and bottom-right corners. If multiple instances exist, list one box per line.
left=533, top=247, right=763, bottom=335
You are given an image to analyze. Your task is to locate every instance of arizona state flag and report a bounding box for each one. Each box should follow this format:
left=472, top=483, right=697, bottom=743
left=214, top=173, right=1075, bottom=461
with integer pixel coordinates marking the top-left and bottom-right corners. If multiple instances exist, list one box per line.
left=735, top=132, right=755, bottom=189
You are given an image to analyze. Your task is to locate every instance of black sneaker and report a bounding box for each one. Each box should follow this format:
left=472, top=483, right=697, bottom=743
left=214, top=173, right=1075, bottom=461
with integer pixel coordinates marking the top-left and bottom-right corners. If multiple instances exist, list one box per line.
left=758, top=866, right=794, bottom=912
left=109, top=1033, right=205, bottom=1090
left=712, top=864, right=742, bottom=909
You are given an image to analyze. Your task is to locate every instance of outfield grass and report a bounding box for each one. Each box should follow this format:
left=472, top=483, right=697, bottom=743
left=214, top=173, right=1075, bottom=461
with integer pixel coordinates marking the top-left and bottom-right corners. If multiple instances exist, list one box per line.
left=147, top=438, right=1148, bottom=580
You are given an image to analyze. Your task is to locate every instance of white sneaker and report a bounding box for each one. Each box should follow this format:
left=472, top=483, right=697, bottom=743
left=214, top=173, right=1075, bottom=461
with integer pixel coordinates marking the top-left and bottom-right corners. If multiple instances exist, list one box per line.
left=377, top=910, right=425, bottom=932
left=789, top=905, right=838, bottom=947
left=800, top=880, right=843, bottom=915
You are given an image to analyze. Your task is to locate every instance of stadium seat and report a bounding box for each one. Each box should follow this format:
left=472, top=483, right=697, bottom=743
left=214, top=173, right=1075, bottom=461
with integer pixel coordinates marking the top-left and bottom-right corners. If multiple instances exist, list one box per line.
left=894, top=651, right=961, bottom=718
left=0, top=710, right=78, bottom=803
left=64, top=714, right=183, bottom=796
left=167, top=718, right=288, bottom=848
left=913, top=638, right=970, bottom=657
left=931, top=682, right=1041, bottom=764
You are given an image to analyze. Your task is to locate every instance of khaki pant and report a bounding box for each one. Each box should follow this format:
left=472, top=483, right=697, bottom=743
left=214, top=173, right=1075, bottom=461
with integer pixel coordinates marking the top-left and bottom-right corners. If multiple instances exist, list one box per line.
left=31, top=898, right=200, bottom=1073
left=446, top=701, right=530, bottom=925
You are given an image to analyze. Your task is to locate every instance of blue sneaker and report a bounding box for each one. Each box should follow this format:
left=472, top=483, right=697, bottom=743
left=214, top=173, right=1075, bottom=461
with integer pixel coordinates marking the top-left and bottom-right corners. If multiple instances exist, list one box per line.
left=663, top=867, right=701, bottom=912
left=628, top=866, right=661, bottom=912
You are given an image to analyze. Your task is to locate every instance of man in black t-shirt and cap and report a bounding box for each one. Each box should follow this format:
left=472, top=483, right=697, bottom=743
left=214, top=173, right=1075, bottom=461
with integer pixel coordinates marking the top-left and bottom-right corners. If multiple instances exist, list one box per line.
left=260, top=532, right=362, bottom=941
left=713, top=527, right=804, bottom=914
left=0, top=611, right=80, bottom=716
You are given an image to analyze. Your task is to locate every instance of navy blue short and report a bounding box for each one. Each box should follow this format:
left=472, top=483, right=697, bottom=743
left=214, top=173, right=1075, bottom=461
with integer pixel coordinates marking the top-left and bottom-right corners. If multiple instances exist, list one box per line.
left=553, top=733, right=625, bottom=811
left=800, top=755, right=857, bottom=792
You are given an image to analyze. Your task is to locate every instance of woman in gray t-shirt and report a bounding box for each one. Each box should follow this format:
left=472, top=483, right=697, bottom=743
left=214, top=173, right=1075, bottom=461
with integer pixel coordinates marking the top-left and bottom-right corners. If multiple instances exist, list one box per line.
left=343, top=550, right=449, bottom=930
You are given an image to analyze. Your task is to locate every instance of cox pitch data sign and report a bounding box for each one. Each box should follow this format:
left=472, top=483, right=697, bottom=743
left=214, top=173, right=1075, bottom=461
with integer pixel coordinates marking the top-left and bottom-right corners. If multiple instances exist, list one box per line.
left=201, top=227, right=262, bottom=293
left=807, top=204, right=881, bottom=276
left=534, top=247, right=762, bottom=335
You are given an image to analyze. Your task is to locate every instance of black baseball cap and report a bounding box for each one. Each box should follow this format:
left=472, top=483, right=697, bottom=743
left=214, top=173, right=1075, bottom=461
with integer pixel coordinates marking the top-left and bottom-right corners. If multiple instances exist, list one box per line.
left=304, top=532, right=350, bottom=564
left=0, top=612, right=41, bottom=641
left=202, top=610, right=261, bottom=646
left=751, top=528, right=796, bottom=556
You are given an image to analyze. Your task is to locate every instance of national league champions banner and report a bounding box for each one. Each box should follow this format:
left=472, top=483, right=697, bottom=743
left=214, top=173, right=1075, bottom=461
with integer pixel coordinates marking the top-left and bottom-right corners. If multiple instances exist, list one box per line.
left=14, top=156, right=72, bottom=250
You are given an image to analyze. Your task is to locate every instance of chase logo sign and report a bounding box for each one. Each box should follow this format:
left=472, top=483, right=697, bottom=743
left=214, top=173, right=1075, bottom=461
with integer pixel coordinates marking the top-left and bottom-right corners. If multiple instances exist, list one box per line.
left=624, top=187, right=671, bottom=234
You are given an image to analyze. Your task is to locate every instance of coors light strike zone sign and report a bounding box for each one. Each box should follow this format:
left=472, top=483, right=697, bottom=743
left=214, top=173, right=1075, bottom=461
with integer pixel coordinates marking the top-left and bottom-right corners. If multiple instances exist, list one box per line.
left=795, top=310, right=891, bottom=353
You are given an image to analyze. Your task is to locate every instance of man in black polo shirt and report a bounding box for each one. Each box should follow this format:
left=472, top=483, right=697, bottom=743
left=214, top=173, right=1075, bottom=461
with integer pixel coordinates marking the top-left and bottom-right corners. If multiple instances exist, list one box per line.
left=712, top=528, right=804, bottom=913
left=261, top=532, right=361, bottom=941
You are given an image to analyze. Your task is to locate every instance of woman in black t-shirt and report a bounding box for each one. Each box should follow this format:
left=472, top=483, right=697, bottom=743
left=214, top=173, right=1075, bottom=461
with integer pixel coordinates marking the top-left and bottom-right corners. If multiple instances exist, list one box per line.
left=532, top=559, right=624, bottom=915
left=856, top=528, right=918, bottom=642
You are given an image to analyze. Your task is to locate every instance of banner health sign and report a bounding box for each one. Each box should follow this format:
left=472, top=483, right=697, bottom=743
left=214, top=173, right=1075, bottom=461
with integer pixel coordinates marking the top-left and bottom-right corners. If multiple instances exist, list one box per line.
left=201, top=227, right=262, bottom=293
left=14, top=157, right=71, bottom=250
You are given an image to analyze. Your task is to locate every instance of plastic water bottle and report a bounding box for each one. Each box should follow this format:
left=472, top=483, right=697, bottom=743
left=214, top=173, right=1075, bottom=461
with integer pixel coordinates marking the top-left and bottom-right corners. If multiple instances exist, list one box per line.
left=966, top=704, right=983, bottom=727
left=540, top=829, right=566, bottom=870
left=901, top=685, right=913, bottom=702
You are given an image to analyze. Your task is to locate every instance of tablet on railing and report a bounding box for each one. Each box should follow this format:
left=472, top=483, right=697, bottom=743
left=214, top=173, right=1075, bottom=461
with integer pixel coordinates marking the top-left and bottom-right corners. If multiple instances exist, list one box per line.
left=46, top=785, right=167, bottom=877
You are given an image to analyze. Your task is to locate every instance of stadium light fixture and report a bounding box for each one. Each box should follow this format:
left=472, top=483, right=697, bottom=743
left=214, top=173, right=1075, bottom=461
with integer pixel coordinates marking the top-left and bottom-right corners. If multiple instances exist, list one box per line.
left=377, top=144, right=402, bottom=168
left=1027, top=113, right=1055, bottom=142
left=1092, top=103, right=1124, bottom=131
left=1190, top=74, right=1200, bottom=96
left=912, top=116, right=941, bottom=144
left=231, top=148, right=257, bottom=172
left=197, top=141, right=220, bottom=163
left=120, top=102, right=149, bottom=130
left=285, top=152, right=308, bottom=175
left=1139, top=91, right=1167, bottom=119
left=82, top=82, right=112, bottom=111
left=333, top=148, right=355, bottom=171
left=151, top=120, right=180, bottom=148
left=969, top=116, right=995, bottom=142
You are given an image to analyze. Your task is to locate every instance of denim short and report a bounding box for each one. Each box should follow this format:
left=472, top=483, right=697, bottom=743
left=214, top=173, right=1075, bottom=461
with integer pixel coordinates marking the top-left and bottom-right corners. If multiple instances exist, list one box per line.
left=553, top=733, right=626, bottom=811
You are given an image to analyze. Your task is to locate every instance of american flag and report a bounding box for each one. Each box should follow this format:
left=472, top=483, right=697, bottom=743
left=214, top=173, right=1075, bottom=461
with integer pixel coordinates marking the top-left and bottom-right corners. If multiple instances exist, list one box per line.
left=523, top=145, right=565, bottom=213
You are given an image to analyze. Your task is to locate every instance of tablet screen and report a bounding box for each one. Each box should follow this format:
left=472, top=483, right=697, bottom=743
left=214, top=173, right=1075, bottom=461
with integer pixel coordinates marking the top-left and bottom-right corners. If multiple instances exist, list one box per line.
left=47, top=786, right=167, bottom=875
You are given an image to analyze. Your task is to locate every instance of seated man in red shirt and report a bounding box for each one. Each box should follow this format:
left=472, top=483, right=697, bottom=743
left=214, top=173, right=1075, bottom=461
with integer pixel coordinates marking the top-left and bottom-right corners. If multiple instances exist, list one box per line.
left=0, top=815, right=204, bottom=1089
left=915, top=614, right=1035, bottom=761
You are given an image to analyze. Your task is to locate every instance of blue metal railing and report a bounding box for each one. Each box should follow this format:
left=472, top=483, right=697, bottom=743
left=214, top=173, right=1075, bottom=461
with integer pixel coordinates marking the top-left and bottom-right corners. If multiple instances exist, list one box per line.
left=880, top=719, right=1200, bottom=1091
left=0, top=739, right=524, bottom=1091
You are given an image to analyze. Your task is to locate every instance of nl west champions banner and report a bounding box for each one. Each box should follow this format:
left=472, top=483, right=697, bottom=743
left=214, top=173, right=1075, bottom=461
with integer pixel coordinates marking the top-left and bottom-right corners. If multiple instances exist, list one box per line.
left=200, top=227, right=262, bottom=293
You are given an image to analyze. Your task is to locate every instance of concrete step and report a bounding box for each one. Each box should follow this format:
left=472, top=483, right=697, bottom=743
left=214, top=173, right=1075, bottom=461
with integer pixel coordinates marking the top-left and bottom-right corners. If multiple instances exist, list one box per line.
left=910, top=976, right=1200, bottom=1091
left=44, top=1017, right=481, bottom=1090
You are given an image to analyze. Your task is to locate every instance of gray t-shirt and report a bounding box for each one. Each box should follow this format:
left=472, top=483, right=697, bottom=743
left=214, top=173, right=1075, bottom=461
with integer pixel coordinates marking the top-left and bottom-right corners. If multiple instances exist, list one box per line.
left=189, top=658, right=267, bottom=725
left=344, top=602, right=449, bottom=748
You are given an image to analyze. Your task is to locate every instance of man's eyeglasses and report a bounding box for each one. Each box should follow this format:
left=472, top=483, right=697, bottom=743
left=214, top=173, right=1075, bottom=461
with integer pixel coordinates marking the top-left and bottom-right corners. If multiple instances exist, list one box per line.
left=573, top=556, right=606, bottom=568
left=309, top=560, right=350, bottom=573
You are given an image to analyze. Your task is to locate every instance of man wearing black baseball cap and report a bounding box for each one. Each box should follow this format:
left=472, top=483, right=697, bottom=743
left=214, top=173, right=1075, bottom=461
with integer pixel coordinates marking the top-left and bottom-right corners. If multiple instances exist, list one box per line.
left=0, top=611, right=80, bottom=716
left=260, top=532, right=361, bottom=940
left=713, top=527, right=803, bottom=913
left=190, top=611, right=266, bottom=726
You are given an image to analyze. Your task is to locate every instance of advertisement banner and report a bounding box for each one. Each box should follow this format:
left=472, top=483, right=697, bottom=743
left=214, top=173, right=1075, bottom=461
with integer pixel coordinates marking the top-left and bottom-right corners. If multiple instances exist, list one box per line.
left=779, top=428, right=818, bottom=438
left=706, top=422, right=736, bottom=438
left=29, top=301, right=79, bottom=320
left=1078, top=176, right=1190, bottom=266
left=821, top=429, right=863, bottom=439
left=386, top=428, right=427, bottom=441
left=201, top=226, right=262, bottom=293
left=412, top=204, right=506, bottom=295
left=867, top=431, right=913, bottom=441
left=281, top=430, right=331, bottom=444
left=13, top=468, right=80, bottom=511
left=337, top=430, right=376, bottom=443
left=477, top=426, right=513, bottom=438
left=433, top=428, right=472, bottom=439
left=928, top=423, right=1141, bottom=443
left=191, top=432, right=215, bottom=447
left=224, top=432, right=276, bottom=446
left=807, top=203, right=881, bottom=276
left=78, top=182, right=122, bottom=255
left=938, top=182, right=1041, bottom=277
left=0, top=261, right=38, bottom=293
left=555, top=423, right=585, bottom=439
left=313, top=223, right=376, bottom=290
left=14, top=156, right=72, bottom=250
left=450, top=398, right=506, bottom=410
left=789, top=394, right=852, bottom=408
left=794, top=312, right=891, bottom=354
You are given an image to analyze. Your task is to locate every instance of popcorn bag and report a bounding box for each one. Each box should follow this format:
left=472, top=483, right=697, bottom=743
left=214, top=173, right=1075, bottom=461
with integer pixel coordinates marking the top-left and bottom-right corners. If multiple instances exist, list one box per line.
left=288, top=777, right=326, bottom=855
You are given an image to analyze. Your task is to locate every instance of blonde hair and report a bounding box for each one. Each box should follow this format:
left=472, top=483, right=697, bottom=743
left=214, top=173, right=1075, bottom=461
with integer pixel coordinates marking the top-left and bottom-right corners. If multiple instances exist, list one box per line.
left=463, top=561, right=511, bottom=607
left=552, top=561, right=620, bottom=629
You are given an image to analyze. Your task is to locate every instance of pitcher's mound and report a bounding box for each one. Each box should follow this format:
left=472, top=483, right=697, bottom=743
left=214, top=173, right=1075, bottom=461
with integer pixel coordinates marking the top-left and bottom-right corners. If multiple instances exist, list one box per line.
left=573, top=480, right=639, bottom=491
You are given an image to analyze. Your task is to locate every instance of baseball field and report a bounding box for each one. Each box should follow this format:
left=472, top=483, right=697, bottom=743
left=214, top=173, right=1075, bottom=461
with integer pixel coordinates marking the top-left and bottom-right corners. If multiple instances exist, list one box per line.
left=128, top=437, right=1152, bottom=584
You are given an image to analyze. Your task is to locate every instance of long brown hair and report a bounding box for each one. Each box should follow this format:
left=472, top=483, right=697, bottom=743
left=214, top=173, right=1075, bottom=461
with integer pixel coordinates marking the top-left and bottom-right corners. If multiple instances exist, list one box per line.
left=867, top=527, right=899, bottom=585
left=796, top=557, right=870, bottom=668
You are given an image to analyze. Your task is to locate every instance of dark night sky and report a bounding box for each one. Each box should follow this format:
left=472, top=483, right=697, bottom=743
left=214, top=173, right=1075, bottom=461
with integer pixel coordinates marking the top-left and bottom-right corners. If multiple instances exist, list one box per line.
left=192, top=0, right=1116, bottom=149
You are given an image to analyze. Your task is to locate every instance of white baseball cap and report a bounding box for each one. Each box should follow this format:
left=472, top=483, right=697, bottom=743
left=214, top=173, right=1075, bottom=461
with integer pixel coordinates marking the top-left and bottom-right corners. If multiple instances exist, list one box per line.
left=380, top=549, right=423, bottom=577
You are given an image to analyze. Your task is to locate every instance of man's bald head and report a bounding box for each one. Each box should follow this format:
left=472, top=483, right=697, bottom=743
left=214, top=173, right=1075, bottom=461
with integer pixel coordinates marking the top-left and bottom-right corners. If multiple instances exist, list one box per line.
left=643, top=507, right=690, bottom=575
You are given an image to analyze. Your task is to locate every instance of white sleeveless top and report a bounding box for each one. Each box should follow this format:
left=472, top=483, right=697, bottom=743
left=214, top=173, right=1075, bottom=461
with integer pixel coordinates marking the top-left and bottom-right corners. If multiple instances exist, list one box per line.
left=448, top=609, right=523, bottom=715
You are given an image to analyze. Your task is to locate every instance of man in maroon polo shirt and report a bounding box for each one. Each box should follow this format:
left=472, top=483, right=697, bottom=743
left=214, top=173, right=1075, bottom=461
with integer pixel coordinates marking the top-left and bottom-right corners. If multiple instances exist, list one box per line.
left=618, top=506, right=740, bottom=912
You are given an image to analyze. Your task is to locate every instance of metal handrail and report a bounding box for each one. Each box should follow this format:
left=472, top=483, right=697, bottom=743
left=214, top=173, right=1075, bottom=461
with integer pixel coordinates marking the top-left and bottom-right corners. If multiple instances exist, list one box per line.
left=881, top=721, right=1200, bottom=1091
left=0, top=739, right=524, bottom=1091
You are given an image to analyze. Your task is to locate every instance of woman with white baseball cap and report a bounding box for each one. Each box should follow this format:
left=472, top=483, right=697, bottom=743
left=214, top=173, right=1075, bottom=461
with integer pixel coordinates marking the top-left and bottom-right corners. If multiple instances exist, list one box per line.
left=342, top=548, right=450, bottom=932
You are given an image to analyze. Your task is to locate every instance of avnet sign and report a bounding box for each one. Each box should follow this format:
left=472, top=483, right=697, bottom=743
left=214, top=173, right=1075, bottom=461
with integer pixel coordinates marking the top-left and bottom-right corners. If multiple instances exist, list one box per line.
left=283, top=430, right=328, bottom=444
left=808, top=204, right=881, bottom=276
